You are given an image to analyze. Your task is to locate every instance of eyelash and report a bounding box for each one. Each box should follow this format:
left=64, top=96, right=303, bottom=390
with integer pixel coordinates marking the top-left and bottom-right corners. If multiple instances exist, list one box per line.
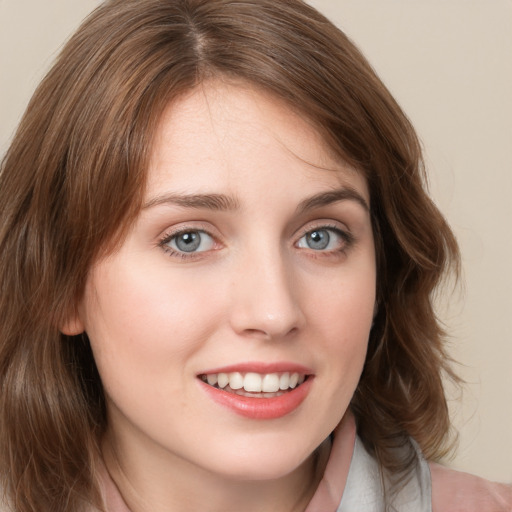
left=296, top=224, right=354, bottom=255
left=157, top=223, right=354, bottom=260
left=158, top=227, right=217, bottom=260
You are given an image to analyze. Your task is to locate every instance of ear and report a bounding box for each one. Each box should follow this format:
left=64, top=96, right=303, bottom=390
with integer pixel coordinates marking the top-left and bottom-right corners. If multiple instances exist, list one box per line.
left=59, top=310, right=85, bottom=336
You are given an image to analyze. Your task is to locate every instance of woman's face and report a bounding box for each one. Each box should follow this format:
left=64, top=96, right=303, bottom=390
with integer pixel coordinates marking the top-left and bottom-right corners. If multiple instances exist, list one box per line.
left=72, top=82, right=376, bottom=481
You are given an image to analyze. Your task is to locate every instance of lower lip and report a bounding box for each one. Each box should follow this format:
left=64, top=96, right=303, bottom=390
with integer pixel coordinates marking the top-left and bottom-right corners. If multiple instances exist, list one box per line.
left=199, top=378, right=313, bottom=420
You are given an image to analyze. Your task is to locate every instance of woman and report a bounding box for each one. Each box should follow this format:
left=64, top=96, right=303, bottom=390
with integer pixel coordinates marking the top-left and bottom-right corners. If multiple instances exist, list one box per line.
left=0, top=0, right=510, bottom=511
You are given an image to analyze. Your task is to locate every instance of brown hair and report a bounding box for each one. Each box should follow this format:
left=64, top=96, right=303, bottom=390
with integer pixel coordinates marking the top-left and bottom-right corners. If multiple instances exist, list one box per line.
left=0, top=0, right=459, bottom=510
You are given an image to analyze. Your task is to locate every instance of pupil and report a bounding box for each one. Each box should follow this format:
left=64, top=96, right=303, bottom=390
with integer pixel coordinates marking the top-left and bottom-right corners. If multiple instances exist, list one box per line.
left=307, top=230, right=329, bottom=250
left=176, top=232, right=200, bottom=252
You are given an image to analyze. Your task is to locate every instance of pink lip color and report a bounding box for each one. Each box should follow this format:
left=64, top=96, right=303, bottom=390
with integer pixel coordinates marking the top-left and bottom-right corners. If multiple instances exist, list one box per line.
left=198, top=361, right=313, bottom=375
left=198, top=375, right=313, bottom=420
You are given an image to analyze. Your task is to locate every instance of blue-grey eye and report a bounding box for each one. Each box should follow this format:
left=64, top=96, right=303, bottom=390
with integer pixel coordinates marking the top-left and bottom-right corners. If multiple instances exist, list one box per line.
left=297, top=228, right=344, bottom=251
left=167, top=230, right=214, bottom=253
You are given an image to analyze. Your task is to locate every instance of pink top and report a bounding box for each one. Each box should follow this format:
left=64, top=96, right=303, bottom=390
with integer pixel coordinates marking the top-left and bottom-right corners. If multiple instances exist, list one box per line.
left=430, top=463, right=512, bottom=512
left=99, top=414, right=512, bottom=512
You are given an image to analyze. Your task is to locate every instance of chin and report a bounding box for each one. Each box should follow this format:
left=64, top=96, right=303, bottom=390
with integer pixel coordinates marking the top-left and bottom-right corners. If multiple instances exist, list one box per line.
left=195, top=435, right=318, bottom=482
left=212, top=458, right=309, bottom=482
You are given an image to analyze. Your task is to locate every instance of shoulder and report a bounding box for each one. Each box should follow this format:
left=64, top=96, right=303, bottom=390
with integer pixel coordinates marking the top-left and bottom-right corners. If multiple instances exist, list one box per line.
left=430, top=462, right=512, bottom=512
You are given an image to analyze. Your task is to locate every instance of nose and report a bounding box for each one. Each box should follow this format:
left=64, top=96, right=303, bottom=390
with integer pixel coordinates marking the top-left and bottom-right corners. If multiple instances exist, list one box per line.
left=228, top=248, right=305, bottom=341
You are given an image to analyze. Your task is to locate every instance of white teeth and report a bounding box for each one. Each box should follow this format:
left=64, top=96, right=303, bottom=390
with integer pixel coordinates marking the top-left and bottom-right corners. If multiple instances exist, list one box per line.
left=203, top=371, right=306, bottom=393
left=207, top=374, right=218, bottom=386
left=217, top=373, right=229, bottom=389
left=244, top=372, right=262, bottom=392
left=262, top=373, right=280, bottom=392
left=228, top=372, right=244, bottom=390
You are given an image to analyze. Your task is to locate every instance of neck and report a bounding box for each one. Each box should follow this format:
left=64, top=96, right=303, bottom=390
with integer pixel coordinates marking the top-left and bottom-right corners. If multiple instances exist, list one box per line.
left=101, top=432, right=331, bottom=512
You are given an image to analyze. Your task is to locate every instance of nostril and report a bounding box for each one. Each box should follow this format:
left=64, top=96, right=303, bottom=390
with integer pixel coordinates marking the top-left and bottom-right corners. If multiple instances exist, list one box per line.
left=240, top=325, right=300, bottom=340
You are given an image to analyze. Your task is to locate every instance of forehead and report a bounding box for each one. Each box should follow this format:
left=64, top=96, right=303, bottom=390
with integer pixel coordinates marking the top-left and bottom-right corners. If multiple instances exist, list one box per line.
left=147, top=80, right=369, bottom=204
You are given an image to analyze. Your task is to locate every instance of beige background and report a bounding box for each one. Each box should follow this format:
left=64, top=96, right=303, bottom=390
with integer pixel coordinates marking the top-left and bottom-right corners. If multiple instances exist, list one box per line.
left=1, top=0, right=511, bottom=482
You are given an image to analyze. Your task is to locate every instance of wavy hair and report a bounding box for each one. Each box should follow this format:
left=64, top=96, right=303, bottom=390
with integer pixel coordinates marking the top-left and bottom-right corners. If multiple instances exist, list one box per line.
left=0, top=0, right=459, bottom=510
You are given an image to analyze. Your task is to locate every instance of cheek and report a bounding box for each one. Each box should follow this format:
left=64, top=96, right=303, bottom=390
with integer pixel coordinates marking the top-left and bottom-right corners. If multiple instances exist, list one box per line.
left=80, top=264, right=228, bottom=436
left=309, top=260, right=376, bottom=337
left=85, top=260, right=218, bottom=341
left=305, top=261, right=375, bottom=392
left=80, top=260, right=226, bottom=397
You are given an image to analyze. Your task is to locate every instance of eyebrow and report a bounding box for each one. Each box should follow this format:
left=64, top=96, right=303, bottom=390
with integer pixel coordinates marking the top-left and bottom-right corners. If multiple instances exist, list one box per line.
left=143, top=187, right=369, bottom=213
left=296, top=187, right=369, bottom=214
left=143, top=193, right=240, bottom=211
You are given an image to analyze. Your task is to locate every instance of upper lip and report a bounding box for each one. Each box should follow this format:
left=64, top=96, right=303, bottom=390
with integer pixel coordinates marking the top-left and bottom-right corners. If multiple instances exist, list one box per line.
left=197, top=361, right=313, bottom=376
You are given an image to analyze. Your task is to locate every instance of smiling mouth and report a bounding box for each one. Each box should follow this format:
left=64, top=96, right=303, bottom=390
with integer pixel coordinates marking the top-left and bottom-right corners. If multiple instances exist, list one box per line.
left=199, top=372, right=308, bottom=398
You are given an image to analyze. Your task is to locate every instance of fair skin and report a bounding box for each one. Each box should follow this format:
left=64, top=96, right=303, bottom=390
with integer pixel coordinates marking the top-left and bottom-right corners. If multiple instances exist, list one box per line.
left=64, top=81, right=376, bottom=512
